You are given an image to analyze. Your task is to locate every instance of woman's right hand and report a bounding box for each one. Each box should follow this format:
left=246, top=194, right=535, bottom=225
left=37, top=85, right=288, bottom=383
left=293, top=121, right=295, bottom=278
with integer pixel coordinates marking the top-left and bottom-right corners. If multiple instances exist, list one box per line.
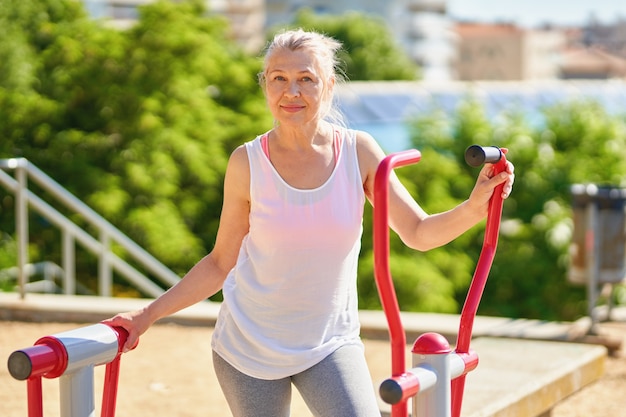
left=102, top=308, right=152, bottom=353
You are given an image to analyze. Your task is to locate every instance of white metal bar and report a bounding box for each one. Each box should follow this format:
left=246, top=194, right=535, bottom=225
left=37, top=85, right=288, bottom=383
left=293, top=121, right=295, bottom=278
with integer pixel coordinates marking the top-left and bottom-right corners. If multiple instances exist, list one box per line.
left=55, top=324, right=119, bottom=417
left=63, top=231, right=76, bottom=295
left=99, top=232, right=112, bottom=297
left=410, top=351, right=468, bottom=417
left=15, top=164, right=28, bottom=299
left=60, top=365, right=96, bottom=417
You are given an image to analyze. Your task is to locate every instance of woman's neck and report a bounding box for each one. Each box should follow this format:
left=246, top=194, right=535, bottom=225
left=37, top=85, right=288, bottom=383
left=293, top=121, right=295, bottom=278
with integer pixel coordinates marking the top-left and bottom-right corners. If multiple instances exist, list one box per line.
left=272, top=121, right=332, bottom=150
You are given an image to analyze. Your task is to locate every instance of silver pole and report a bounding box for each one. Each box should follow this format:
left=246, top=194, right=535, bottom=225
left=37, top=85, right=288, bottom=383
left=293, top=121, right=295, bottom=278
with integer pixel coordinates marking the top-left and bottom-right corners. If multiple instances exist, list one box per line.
left=63, top=230, right=76, bottom=295
left=59, top=366, right=96, bottom=417
left=99, top=231, right=112, bottom=297
left=586, top=201, right=600, bottom=333
left=15, top=162, right=28, bottom=299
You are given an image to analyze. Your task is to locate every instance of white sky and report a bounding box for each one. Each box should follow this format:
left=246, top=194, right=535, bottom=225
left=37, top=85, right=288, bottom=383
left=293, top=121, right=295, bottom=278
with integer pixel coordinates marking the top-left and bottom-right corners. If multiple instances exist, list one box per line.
left=447, top=0, right=626, bottom=27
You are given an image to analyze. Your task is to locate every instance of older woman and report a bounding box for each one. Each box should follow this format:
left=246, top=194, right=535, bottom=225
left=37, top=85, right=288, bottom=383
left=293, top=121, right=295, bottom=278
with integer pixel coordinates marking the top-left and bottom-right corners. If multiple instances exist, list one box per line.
left=105, top=29, right=514, bottom=417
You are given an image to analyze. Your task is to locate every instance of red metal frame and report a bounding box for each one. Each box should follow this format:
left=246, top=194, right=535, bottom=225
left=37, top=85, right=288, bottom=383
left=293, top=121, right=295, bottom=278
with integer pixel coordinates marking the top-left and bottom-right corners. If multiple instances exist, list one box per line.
left=451, top=154, right=508, bottom=417
left=10, top=323, right=131, bottom=417
left=373, top=149, right=422, bottom=417
left=373, top=148, right=508, bottom=417
left=22, top=336, right=68, bottom=417
left=101, top=326, right=131, bottom=417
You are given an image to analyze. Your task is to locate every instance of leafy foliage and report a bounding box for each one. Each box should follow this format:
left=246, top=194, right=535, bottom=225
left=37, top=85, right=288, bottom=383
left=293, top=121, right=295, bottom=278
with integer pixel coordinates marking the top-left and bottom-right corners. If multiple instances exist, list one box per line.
left=389, top=98, right=626, bottom=320
left=0, top=0, right=272, bottom=294
left=1, top=1, right=624, bottom=321
left=277, top=9, right=420, bottom=81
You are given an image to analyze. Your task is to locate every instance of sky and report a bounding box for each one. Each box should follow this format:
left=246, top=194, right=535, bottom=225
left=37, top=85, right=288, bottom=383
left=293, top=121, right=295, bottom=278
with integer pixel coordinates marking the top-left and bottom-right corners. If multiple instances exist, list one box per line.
left=447, top=0, right=626, bottom=27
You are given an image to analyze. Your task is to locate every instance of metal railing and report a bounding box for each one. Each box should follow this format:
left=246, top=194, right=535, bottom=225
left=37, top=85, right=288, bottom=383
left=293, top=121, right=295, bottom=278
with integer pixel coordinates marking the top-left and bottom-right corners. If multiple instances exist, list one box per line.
left=0, top=158, right=180, bottom=299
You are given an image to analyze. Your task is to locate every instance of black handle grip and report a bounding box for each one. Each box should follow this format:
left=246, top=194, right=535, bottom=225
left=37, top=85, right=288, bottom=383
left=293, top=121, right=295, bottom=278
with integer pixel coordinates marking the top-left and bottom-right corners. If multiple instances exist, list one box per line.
left=7, top=351, right=33, bottom=381
left=465, top=145, right=502, bottom=167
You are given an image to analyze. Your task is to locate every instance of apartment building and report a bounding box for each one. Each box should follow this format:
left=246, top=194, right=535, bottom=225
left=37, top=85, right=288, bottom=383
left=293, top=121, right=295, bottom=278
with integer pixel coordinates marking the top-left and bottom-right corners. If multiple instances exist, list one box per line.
left=559, top=47, right=626, bottom=79
left=455, top=23, right=566, bottom=81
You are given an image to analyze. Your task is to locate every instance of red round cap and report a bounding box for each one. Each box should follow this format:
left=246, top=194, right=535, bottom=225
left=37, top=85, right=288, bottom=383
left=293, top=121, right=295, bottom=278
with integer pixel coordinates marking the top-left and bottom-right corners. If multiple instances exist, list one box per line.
left=412, top=332, right=451, bottom=355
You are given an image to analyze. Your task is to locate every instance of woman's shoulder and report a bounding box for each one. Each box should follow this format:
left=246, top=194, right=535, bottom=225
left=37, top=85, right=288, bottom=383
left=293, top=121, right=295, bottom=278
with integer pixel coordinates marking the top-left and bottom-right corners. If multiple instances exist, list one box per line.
left=348, top=128, right=387, bottom=190
left=226, top=145, right=249, bottom=174
left=335, top=125, right=375, bottom=145
left=352, top=129, right=385, bottom=159
left=230, top=132, right=266, bottom=158
left=352, top=128, right=375, bottom=142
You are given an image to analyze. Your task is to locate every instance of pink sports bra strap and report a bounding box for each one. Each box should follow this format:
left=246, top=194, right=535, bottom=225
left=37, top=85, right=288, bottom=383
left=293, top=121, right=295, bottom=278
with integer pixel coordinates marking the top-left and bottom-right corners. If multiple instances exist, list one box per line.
left=261, top=133, right=270, bottom=158
left=261, top=130, right=342, bottom=162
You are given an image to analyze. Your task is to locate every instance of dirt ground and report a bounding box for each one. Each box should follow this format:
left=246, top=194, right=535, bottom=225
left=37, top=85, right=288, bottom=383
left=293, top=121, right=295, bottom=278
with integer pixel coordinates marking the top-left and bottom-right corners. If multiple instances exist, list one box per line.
left=1, top=319, right=625, bottom=417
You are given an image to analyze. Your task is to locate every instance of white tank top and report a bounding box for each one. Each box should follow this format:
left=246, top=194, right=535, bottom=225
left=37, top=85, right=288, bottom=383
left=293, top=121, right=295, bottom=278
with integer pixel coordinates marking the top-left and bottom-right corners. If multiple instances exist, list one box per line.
left=211, top=127, right=366, bottom=379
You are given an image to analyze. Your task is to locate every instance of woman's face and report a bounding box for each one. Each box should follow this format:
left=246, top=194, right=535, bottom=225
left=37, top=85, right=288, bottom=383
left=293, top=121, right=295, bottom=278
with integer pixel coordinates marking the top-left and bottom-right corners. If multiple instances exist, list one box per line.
left=264, top=47, right=332, bottom=127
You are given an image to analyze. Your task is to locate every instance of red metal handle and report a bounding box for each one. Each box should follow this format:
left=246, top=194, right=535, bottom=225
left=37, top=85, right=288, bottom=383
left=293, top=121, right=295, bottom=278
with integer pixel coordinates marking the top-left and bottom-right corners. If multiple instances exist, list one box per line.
left=374, top=147, right=508, bottom=417
left=456, top=154, right=508, bottom=352
left=373, top=149, right=422, bottom=417
left=451, top=151, right=508, bottom=417
left=101, top=325, right=132, bottom=417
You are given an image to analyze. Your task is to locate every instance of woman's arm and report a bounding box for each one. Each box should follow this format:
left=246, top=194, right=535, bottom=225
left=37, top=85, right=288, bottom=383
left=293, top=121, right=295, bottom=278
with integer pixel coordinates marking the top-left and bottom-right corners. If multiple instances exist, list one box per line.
left=103, top=145, right=251, bottom=351
left=357, top=131, right=514, bottom=252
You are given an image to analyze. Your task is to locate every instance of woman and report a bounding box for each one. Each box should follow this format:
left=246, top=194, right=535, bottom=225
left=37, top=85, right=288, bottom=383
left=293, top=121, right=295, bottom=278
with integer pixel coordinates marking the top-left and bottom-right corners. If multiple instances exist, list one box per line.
left=105, top=29, right=515, bottom=417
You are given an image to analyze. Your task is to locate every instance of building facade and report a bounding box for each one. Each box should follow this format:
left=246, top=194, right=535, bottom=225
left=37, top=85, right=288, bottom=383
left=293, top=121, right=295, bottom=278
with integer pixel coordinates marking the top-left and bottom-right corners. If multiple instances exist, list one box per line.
left=80, top=0, right=626, bottom=82
left=455, top=23, right=566, bottom=81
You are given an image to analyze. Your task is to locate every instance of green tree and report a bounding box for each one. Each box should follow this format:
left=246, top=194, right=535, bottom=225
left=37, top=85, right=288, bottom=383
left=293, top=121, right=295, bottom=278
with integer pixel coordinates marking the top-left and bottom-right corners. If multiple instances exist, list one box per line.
left=278, top=9, right=420, bottom=81
left=0, top=0, right=272, bottom=294
left=383, top=98, right=626, bottom=320
left=2, top=0, right=625, bottom=322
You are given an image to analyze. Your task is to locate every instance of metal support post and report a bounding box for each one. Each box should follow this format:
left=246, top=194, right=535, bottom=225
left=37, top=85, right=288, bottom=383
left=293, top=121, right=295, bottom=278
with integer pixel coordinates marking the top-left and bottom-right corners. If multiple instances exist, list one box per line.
left=15, top=159, right=28, bottom=299
left=412, top=333, right=452, bottom=417
left=410, top=333, right=479, bottom=417
left=585, top=201, right=601, bottom=333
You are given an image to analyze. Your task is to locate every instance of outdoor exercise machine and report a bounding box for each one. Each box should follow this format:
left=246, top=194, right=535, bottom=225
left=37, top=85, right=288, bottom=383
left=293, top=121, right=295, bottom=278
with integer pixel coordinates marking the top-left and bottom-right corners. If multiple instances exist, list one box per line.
left=373, top=145, right=508, bottom=417
left=6, top=145, right=506, bottom=417
left=7, top=322, right=136, bottom=417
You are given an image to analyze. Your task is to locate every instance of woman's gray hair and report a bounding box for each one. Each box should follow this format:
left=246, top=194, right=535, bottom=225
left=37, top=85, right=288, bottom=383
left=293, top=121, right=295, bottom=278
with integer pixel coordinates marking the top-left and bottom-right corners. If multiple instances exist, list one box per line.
left=259, top=29, right=347, bottom=127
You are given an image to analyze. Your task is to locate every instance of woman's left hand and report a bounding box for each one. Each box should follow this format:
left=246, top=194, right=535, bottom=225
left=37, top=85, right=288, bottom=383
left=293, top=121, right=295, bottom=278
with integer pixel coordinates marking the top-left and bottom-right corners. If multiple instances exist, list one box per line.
left=467, top=149, right=515, bottom=216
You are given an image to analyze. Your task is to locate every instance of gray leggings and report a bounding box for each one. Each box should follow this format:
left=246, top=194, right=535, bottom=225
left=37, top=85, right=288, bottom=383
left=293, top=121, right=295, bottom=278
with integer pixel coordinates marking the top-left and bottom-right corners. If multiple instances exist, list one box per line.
left=212, top=345, right=381, bottom=417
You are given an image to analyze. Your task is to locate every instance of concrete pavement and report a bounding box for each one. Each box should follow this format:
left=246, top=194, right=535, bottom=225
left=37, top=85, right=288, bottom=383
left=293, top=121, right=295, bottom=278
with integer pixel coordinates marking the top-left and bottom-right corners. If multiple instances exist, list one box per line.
left=0, top=292, right=609, bottom=417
